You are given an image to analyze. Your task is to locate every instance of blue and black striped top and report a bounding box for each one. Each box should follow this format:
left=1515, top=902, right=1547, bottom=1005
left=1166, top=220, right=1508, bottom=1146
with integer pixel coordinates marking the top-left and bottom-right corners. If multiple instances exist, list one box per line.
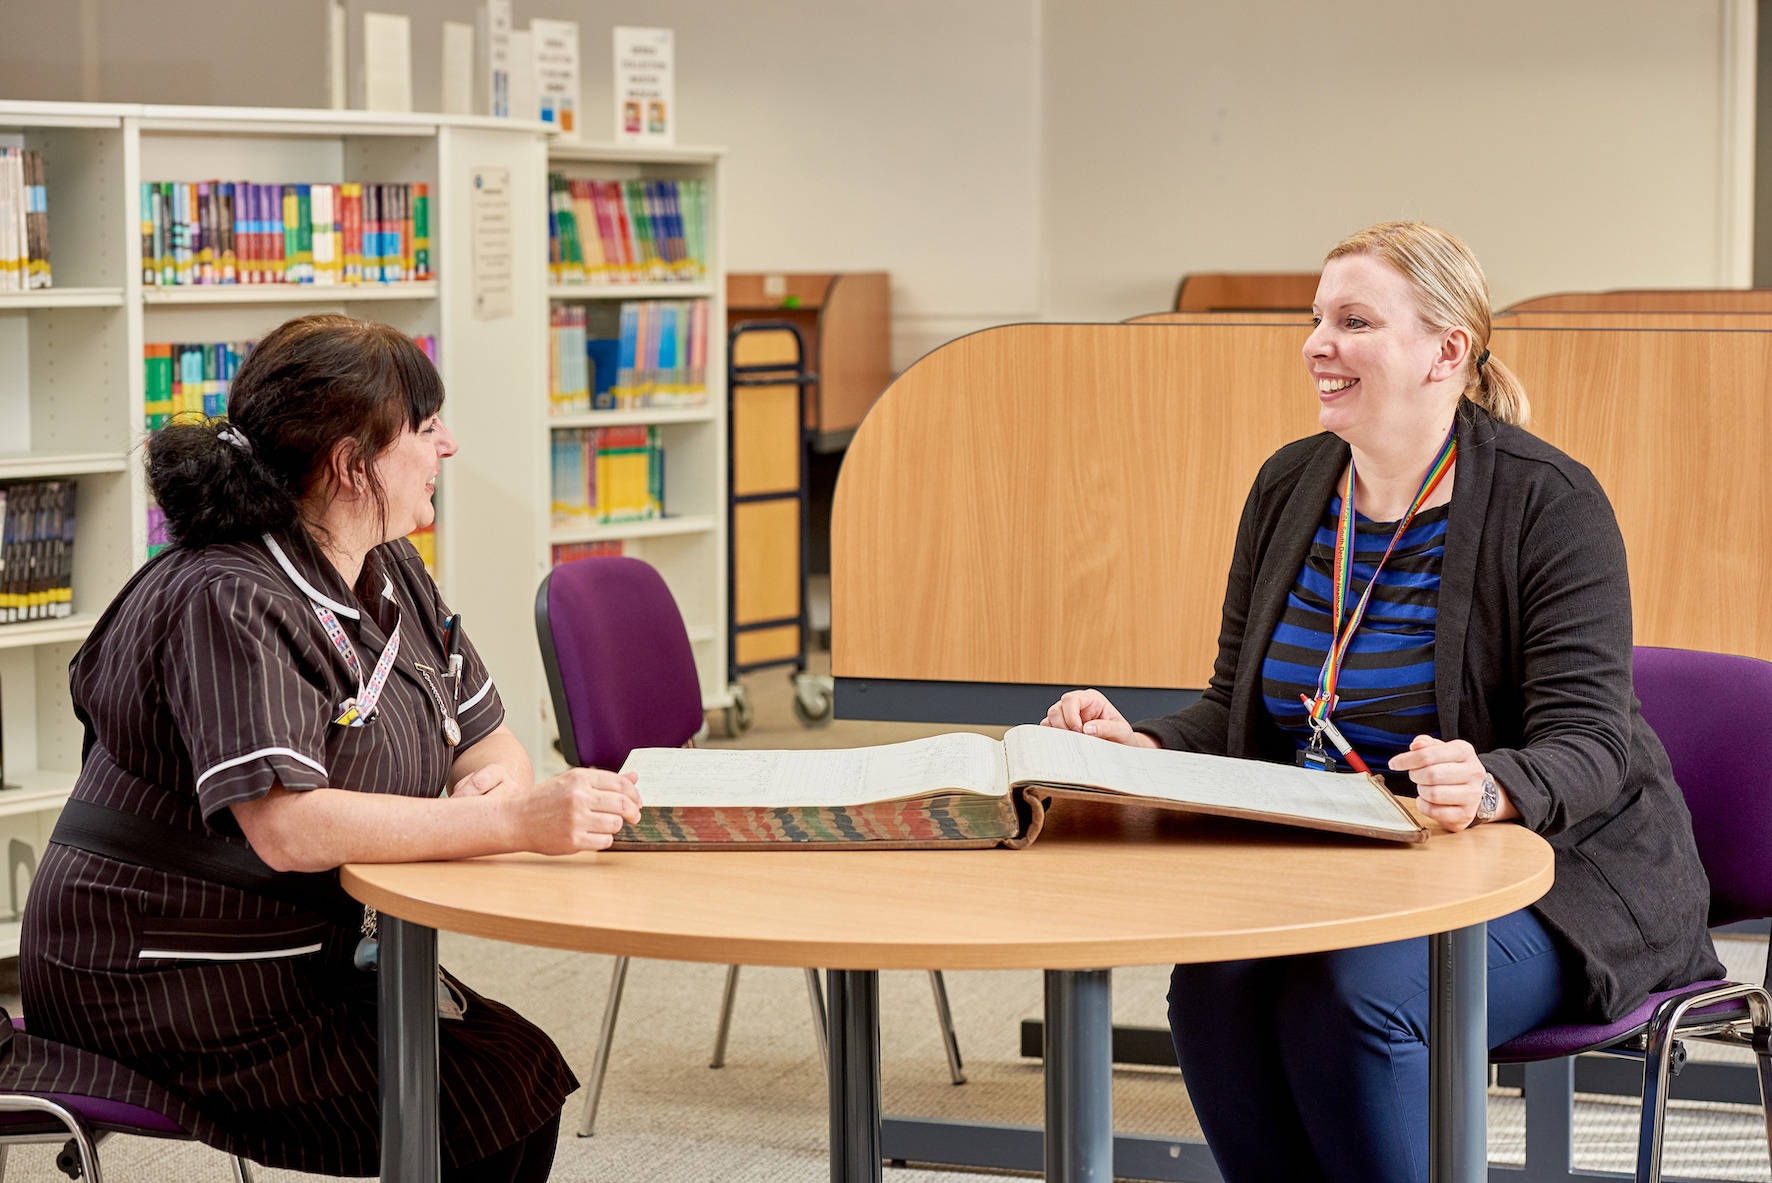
left=1261, top=495, right=1448, bottom=771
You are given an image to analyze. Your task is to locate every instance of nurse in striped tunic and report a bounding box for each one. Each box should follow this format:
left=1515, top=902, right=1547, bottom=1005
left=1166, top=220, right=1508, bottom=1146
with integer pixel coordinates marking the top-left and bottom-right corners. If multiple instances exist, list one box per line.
left=19, top=314, right=642, bottom=1181
left=1040, top=224, right=1721, bottom=1182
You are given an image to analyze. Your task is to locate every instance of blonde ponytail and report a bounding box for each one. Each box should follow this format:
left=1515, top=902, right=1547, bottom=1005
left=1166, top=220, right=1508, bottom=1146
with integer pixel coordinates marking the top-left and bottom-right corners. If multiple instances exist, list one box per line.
left=1471, top=353, right=1530, bottom=427
left=1327, top=221, right=1530, bottom=427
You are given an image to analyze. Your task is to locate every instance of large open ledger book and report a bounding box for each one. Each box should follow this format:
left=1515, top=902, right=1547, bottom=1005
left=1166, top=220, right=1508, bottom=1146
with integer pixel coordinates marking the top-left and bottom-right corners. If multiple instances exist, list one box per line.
left=614, top=725, right=1427, bottom=849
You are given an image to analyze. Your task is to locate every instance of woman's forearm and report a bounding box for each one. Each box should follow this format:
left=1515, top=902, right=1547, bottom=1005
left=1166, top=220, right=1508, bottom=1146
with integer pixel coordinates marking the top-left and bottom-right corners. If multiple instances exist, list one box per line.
left=231, top=785, right=520, bottom=872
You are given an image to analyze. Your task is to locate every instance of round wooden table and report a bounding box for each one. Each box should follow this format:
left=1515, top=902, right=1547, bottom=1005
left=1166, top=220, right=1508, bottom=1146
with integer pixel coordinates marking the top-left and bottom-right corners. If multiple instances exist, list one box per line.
left=345, top=799, right=1552, bottom=1183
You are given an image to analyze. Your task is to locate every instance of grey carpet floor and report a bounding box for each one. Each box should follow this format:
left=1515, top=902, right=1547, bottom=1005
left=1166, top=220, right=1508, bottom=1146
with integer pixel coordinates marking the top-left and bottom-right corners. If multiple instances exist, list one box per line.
left=3, top=652, right=1765, bottom=1181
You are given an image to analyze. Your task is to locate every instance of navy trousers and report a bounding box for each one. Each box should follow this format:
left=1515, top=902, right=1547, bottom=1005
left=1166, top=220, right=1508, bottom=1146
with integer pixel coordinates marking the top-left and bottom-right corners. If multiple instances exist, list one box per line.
left=1168, top=907, right=1567, bottom=1183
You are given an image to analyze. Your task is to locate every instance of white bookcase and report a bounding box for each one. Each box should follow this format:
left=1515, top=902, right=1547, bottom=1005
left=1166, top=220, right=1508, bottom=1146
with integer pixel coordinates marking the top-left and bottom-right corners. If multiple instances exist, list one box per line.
left=0, top=100, right=551, bottom=956
left=542, top=141, right=730, bottom=747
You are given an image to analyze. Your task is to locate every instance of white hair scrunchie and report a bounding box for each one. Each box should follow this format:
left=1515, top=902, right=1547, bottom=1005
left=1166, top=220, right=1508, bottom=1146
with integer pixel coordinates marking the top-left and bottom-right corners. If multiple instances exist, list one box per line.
left=217, top=426, right=252, bottom=453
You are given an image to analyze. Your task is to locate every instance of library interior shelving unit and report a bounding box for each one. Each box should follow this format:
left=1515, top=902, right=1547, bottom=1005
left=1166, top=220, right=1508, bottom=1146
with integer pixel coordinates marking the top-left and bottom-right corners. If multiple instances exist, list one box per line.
left=0, top=100, right=550, bottom=957
left=544, top=141, right=729, bottom=752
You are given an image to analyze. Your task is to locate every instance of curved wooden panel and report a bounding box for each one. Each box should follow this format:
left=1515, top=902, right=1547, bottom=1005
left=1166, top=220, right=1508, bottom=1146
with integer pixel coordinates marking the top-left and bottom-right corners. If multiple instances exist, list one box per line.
left=1174, top=271, right=1319, bottom=312
left=1497, top=310, right=1772, bottom=330
left=832, top=323, right=1320, bottom=688
left=1503, top=289, right=1772, bottom=313
left=1494, top=325, right=1772, bottom=663
left=1128, top=310, right=1312, bottom=325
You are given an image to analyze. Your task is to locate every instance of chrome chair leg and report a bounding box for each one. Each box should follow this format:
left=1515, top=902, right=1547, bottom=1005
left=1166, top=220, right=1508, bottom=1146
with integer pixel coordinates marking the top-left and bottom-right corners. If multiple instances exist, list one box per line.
left=1635, top=1029, right=1679, bottom=1183
left=577, top=955, right=630, bottom=1137
left=709, top=965, right=742, bottom=1068
left=229, top=1155, right=256, bottom=1183
left=806, top=968, right=830, bottom=1079
left=928, top=970, right=967, bottom=1085
left=1753, top=996, right=1772, bottom=1173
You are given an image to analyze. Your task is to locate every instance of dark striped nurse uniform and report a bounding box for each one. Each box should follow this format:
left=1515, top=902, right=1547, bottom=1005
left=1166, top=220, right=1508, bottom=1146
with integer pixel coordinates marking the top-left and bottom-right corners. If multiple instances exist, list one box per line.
left=16, top=528, right=576, bottom=1175
left=1261, top=495, right=1448, bottom=779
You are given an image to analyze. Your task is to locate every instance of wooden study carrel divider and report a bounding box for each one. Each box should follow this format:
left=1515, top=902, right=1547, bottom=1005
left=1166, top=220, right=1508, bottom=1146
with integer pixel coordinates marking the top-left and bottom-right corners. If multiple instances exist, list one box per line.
left=832, top=321, right=1772, bottom=717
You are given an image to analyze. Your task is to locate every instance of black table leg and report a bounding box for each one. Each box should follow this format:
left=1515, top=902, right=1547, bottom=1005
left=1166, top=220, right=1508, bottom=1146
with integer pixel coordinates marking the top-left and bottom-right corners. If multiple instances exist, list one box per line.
left=1045, top=968, right=1114, bottom=1182
left=379, top=916, right=441, bottom=1183
left=1429, top=924, right=1487, bottom=1183
left=827, top=969, right=882, bottom=1183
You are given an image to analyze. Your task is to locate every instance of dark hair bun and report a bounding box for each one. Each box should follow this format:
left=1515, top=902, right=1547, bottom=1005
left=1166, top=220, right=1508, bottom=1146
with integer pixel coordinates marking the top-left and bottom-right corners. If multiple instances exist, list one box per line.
left=148, top=422, right=300, bottom=549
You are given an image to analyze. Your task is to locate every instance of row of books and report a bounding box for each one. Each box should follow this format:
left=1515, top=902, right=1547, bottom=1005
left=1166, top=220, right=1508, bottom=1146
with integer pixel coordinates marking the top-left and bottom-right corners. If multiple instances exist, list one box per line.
left=547, top=175, right=706, bottom=286
left=550, top=427, right=664, bottom=526
left=551, top=539, right=623, bottom=566
left=141, top=181, right=431, bottom=286
left=0, top=148, right=50, bottom=291
left=548, top=301, right=709, bottom=413
left=0, top=481, right=77, bottom=624
left=142, top=335, right=435, bottom=431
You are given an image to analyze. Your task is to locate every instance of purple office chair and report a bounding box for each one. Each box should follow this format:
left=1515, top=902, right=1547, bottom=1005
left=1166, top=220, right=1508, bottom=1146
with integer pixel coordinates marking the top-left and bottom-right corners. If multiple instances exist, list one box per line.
left=534, top=557, right=967, bottom=1138
left=1489, top=646, right=1772, bottom=1183
left=0, top=1015, right=253, bottom=1182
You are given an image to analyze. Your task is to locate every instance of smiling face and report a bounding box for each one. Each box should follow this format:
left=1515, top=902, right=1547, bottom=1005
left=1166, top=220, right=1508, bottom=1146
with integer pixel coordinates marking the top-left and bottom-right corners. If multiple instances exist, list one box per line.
left=372, top=412, right=457, bottom=542
left=1304, top=253, right=1468, bottom=450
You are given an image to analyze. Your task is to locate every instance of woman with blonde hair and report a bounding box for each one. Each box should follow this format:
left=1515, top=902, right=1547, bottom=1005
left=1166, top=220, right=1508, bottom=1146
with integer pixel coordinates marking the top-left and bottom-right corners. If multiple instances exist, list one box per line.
left=1044, top=223, right=1720, bottom=1182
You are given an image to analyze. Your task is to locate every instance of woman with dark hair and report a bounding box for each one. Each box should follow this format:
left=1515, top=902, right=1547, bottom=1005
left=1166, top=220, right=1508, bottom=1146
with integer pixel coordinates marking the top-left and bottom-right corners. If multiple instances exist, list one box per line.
left=17, top=314, right=635, bottom=1181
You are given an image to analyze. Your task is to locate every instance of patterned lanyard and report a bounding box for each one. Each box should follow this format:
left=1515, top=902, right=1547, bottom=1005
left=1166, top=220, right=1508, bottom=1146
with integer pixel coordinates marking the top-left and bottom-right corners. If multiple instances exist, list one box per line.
left=314, top=603, right=402, bottom=727
left=1305, top=427, right=1457, bottom=732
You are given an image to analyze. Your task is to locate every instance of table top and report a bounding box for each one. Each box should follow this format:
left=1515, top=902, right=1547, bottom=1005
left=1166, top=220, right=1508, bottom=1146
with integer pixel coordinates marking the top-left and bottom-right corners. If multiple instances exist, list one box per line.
left=341, top=800, right=1553, bottom=970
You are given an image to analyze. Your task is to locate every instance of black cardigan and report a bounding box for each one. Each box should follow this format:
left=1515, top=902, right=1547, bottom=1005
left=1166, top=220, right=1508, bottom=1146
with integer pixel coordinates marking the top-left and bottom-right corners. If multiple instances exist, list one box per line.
left=1136, top=402, right=1723, bottom=1023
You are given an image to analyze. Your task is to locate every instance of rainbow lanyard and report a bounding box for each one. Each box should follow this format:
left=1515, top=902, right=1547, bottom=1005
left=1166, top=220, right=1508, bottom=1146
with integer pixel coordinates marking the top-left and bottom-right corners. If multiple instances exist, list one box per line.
left=1304, top=427, right=1457, bottom=746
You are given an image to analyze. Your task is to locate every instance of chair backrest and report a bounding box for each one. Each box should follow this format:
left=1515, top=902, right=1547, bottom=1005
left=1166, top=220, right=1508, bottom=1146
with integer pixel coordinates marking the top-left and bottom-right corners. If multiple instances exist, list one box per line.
left=534, top=557, right=706, bottom=770
left=1632, top=646, right=1772, bottom=926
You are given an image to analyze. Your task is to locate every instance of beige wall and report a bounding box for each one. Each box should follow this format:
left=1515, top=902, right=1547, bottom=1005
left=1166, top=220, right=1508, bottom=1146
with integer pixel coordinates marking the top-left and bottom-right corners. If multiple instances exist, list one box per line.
left=1042, top=0, right=1749, bottom=318
left=0, top=0, right=1751, bottom=343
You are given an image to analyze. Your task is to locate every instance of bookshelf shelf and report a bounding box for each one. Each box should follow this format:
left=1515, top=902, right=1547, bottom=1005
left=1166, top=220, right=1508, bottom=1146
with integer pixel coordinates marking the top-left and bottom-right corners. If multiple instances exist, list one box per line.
left=0, top=614, right=98, bottom=651
left=0, top=287, right=125, bottom=309
left=142, top=282, right=439, bottom=306
left=548, top=407, right=714, bottom=429
left=548, top=142, right=725, bottom=166
left=549, top=282, right=715, bottom=301
left=549, top=515, right=717, bottom=545
left=0, top=778, right=76, bottom=819
left=0, top=453, right=127, bottom=481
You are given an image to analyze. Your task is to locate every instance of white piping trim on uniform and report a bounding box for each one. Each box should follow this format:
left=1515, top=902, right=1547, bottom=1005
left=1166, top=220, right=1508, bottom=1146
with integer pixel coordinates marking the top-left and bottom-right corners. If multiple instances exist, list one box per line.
left=138, top=943, right=323, bottom=962
left=461, top=676, right=494, bottom=711
left=381, top=575, right=396, bottom=602
left=262, top=534, right=360, bottom=619
left=194, top=746, right=327, bottom=793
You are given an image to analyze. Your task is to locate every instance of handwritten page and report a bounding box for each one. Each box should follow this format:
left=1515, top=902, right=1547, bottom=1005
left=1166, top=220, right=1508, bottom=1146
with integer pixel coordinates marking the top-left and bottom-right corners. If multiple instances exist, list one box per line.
left=1002, top=724, right=1416, bottom=835
left=620, top=732, right=1009, bottom=809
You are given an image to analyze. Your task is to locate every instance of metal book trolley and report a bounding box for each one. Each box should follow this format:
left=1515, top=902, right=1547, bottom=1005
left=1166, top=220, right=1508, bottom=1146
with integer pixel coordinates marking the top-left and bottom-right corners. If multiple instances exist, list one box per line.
left=724, top=321, right=833, bottom=734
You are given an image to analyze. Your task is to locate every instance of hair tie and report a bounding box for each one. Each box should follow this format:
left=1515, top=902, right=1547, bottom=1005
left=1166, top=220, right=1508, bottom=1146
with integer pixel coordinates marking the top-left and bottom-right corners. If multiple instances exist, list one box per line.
left=217, top=426, right=253, bottom=453
left=1475, top=348, right=1491, bottom=370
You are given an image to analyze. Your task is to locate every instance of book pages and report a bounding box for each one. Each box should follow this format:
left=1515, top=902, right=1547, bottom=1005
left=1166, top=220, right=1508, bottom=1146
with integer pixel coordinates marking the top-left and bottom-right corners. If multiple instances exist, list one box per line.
left=1002, top=724, right=1417, bottom=837
left=621, top=732, right=1009, bottom=809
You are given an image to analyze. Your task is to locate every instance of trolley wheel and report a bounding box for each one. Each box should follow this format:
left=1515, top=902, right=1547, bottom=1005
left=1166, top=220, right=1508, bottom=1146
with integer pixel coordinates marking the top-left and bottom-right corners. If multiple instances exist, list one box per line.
left=791, top=674, right=835, bottom=729
left=723, top=684, right=754, bottom=737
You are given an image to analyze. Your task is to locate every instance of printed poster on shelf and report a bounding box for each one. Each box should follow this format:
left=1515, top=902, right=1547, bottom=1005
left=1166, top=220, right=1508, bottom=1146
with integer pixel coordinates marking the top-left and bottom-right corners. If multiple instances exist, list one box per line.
left=533, top=19, right=580, bottom=139
left=613, top=26, right=673, bottom=145
left=470, top=166, right=512, bottom=320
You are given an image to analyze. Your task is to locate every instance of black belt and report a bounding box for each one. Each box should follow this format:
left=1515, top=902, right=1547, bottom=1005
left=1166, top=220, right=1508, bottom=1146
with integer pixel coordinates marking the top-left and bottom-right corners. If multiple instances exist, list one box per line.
left=51, top=797, right=360, bottom=923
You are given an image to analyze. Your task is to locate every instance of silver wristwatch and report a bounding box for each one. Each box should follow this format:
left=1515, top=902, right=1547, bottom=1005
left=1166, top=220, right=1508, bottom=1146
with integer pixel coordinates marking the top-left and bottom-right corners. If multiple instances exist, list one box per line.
left=1473, top=773, right=1500, bottom=824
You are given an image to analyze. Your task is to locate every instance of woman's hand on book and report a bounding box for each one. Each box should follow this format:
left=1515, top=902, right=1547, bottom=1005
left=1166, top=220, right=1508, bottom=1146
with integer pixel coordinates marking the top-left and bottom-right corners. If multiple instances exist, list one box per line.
left=1042, top=689, right=1161, bottom=748
left=503, top=768, right=643, bottom=854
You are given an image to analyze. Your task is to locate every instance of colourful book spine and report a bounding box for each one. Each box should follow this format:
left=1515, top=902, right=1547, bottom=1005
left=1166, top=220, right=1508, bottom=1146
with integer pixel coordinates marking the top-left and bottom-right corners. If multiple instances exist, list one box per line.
left=218, top=182, right=237, bottom=283
left=140, top=183, right=156, bottom=285
left=158, top=184, right=175, bottom=286
left=143, top=343, right=173, bottom=430
left=413, top=182, right=430, bottom=281
left=400, top=183, right=414, bottom=282
left=341, top=183, right=361, bottom=282
left=196, top=182, right=215, bottom=283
